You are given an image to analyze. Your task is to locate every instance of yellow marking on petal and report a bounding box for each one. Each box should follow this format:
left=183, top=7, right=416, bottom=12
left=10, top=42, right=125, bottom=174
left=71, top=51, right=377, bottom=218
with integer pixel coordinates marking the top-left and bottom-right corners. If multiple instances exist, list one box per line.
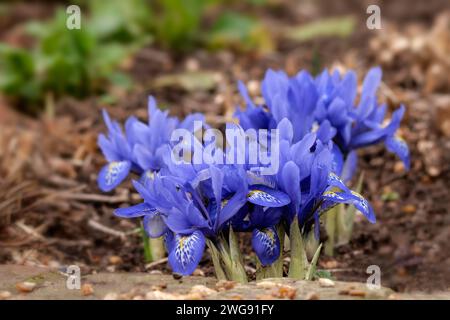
left=247, top=190, right=262, bottom=197
left=263, top=228, right=275, bottom=242
left=146, top=170, right=155, bottom=179
left=178, top=236, right=187, bottom=250
left=221, top=199, right=229, bottom=209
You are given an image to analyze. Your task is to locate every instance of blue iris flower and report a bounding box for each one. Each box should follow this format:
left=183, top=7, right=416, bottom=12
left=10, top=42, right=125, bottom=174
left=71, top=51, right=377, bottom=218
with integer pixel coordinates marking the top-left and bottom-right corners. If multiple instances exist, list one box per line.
left=97, top=110, right=141, bottom=192
left=235, top=67, right=410, bottom=182
left=97, top=96, right=206, bottom=192
left=314, top=67, right=410, bottom=177
left=115, top=162, right=290, bottom=274
left=98, top=67, right=403, bottom=273
left=275, top=118, right=376, bottom=238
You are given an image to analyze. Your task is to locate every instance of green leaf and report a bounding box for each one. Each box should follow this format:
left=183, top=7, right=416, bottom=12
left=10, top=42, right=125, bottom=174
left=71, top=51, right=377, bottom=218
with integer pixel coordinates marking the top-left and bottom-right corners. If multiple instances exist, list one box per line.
left=228, top=226, right=248, bottom=283
left=288, top=219, right=308, bottom=279
left=285, top=16, right=355, bottom=42
left=89, top=0, right=153, bottom=45
left=306, top=243, right=322, bottom=280
left=314, top=269, right=334, bottom=280
left=206, top=239, right=228, bottom=280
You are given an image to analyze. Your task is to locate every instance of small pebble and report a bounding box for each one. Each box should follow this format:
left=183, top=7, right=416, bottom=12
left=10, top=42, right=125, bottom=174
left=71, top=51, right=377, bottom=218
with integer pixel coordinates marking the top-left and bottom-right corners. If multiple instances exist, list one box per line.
left=0, top=291, right=12, bottom=300
left=185, top=292, right=204, bottom=300
left=216, top=280, right=236, bottom=291
left=402, top=204, right=417, bottom=214
left=81, top=283, right=94, bottom=296
left=305, top=292, right=320, bottom=300
left=338, top=289, right=350, bottom=295
left=185, top=58, right=199, bottom=72
left=149, top=270, right=163, bottom=275
left=146, top=290, right=178, bottom=300
left=256, top=294, right=275, bottom=300
left=190, top=285, right=217, bottom=296
left=272, top=285, right=297, bottom=300
left=192, top=269, right=205, bottom=277
left=388, top=294, right=400, bottom=300
left=393, top=161, right=406, bottom=173
left=103, top=292, right=119, bottom=300
left=106, top=265, right=116, bottom=273
left=256, top=281, right=277, bottom=288
left=318, top=278, right=335, bottom=288
left=349, top=290, right=366, bottom=297
left=16, top=282, right=36, bottom=293
left=108, top=256, right=123, bottom=265
left=247, top=80, right=260, bottom=96
left=151, top=283, right=167, bottom=291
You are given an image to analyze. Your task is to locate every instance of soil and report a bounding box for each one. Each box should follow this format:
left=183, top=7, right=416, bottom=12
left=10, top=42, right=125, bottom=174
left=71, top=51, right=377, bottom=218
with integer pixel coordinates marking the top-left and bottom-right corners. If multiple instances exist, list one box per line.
left=0, top=0, right=449, bottom=294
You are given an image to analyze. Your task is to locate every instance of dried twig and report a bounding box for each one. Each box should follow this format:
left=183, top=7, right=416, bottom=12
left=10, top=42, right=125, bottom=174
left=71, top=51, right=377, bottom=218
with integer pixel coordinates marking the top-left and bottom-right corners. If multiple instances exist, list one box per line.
left=145, top=257, right=169, bottom=270
left=15, top=220, right=46, bottom=241
left=57, top=192, right=129, bottom=204
left=88, top=219, right=126, bottom=239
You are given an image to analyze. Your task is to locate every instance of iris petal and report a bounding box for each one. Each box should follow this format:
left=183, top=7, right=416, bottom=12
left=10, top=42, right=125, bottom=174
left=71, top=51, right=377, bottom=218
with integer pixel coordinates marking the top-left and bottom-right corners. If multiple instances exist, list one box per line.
left=168, top=231, right=205, bottom=276
left=97, top=160, right=131, bottom=192
left=341, top=150, right=358, bottom=182
left=385, top=135, right=410, bottom=170
left=143, top=212, right=168, bottom=238
left=247, top=185, right=291, bottom=207
left=252, top=227, right=280, bottom=266
left=114, top=203, right=153, bottom=218
left=327, top=172, right=351, bottom=193
left=322, top=190, right=376, bottom=223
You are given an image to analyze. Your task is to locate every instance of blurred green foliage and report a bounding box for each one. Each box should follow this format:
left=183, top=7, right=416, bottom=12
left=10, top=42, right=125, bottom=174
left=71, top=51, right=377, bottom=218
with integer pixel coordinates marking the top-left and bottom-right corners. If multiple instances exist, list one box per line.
left=152, top=0, right=209, bottom=51
left=88, top=0, right=153, bottom=46
left=0, top=4, right=146, bottom=110
left=285, top=16, right=356, bottom=42
left=149, top=0, right=272, bottom=52
left=207, top=11, right=273, bottom=53
left=0, top=45, right=40, bottom=105
left=0, top=0, right=272, bottom=111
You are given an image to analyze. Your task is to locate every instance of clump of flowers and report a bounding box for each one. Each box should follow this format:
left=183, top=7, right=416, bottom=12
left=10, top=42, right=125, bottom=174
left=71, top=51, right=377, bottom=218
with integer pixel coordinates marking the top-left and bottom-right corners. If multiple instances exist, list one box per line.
left=97, top=67, right=409, bottom=281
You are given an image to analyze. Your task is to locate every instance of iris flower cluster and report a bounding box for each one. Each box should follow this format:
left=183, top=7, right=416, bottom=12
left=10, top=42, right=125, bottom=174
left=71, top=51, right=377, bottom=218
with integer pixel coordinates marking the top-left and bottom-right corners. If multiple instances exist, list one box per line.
left=236, top=67, right=410, bottom=182
left=97, top=67, right=409, bottom=278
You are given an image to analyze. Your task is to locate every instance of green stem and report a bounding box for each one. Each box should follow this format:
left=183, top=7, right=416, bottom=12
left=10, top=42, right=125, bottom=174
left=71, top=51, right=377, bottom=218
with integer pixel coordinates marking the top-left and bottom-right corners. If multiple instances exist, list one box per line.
left=324, top=206, right=338, bottom=256
left=140, top=222, right=153, bottom=263
left=149, top=237, right=165, bottom=260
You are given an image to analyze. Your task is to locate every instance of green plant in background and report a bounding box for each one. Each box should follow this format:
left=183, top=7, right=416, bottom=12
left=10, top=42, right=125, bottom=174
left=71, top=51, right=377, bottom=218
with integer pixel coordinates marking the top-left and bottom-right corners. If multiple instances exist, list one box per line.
left=88, top=0, right=153, bottom=47
left=149, top=0, right=273, bottom=52
left=0, top=45, right=40, bottom=107
left=207, top=11, right=274, bottom=53
left=151, top=0, right=210, bottom=51
left=0, top=3, right=150, bottom=112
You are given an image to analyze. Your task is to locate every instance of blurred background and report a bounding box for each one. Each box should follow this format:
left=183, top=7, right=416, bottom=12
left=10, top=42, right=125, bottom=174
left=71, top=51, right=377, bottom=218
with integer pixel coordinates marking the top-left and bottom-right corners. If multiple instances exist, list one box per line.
left=0, top=0, right=449, bottom=293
